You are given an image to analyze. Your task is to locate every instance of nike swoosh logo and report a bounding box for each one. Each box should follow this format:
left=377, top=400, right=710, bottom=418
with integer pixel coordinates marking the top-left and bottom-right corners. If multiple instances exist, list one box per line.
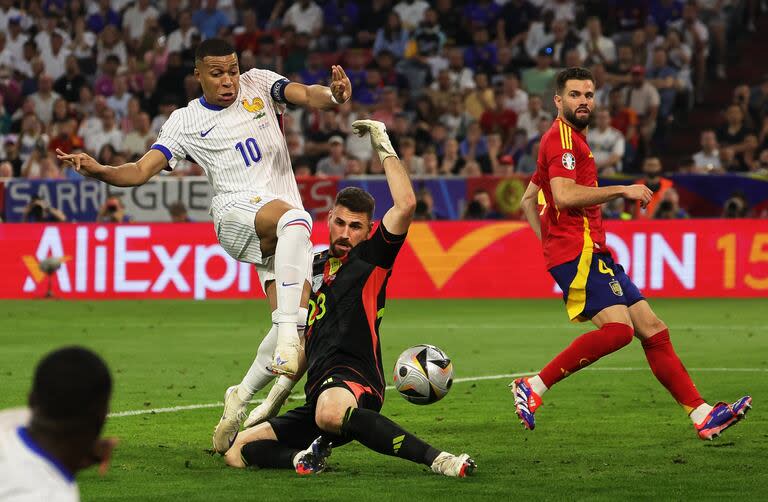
left=201, top=125, right=216, bottom=137
left=281, top=282, right=299, bottom=287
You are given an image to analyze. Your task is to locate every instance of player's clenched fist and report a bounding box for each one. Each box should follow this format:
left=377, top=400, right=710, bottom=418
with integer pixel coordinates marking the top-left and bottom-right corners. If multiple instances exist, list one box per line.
left=56, top=148, right=104, bottom=178
left=623, top=184, right=654, bottom=207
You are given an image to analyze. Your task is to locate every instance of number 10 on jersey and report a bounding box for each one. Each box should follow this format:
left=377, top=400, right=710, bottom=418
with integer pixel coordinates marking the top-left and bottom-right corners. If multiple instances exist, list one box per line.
left=235, top=138, right=262, bottom=166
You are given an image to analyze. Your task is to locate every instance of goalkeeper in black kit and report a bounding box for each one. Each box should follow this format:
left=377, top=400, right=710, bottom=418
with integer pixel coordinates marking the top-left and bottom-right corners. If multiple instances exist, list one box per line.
left=223, top=120, right=476, bottom=477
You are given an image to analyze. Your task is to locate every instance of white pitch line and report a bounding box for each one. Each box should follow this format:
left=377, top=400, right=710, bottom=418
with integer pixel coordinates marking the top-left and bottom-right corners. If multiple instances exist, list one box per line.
left=107, top=367, right=766, bottom=419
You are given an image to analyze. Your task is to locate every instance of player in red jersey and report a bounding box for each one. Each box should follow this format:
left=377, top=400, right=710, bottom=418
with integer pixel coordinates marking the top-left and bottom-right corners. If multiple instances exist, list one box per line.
left=512, top=67, right=751, bottom=440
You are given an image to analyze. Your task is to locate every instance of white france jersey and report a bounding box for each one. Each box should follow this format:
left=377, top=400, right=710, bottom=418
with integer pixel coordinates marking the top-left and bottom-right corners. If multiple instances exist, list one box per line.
left=0, top=408, right=80, bottom=502
left=151, top=69, right=303, bottom=219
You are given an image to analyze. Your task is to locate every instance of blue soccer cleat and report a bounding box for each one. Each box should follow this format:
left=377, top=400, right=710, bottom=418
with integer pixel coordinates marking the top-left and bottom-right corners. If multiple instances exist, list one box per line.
left=695, top=396, right=752, bottom=440
left=510, top=377, right=542, bottom=430
left=295, top=436, right=333, bottom=475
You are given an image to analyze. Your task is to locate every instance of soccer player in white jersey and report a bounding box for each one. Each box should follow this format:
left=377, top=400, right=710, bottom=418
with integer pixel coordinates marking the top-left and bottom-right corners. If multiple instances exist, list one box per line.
left=56, top=39, right=353, bottom=453
left=0, top=347, right=117, bottom=501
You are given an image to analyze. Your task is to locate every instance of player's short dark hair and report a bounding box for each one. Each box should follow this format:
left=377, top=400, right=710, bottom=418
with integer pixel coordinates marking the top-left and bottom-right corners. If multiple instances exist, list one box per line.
left=556, top=67, right=595, bottom=95
left=334, top=187, right=375, bottom=220
left=195, top=38, right=236, bottom=64
left=29, top=346, right=112, bottom=432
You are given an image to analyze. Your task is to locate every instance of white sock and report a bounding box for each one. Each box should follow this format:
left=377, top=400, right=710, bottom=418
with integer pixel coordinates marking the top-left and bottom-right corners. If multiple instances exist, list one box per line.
left=689, top=403, right=714, bottom=425
left=238, top=313, right=279, bottom=401
left=528, top=375, right=549, bottom=396
left=274, top=209, right=313, bottom=350
left=237, top=307, right=308, bottom=401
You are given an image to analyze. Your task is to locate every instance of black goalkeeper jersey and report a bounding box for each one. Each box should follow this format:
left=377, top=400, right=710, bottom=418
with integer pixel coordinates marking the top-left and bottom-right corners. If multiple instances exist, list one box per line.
left=304, top=222, right=407, bottom=401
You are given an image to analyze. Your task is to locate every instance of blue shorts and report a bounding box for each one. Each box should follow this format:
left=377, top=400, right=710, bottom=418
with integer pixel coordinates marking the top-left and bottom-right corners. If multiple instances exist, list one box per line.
left=550, top=252, right=645, bottom=322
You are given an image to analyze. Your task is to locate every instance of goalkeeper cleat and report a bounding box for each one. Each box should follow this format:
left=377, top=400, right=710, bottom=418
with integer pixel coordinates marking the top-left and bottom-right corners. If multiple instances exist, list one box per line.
left=351, top=119, right=398, bottom=163
left=212, top=385, right=248, bottom=454
left=430, top=452, right=476, bottom=478
left=270, top=342, right=300, bottom=377
left=510, top=377, right=542, bottom=430
left=244, top=379, right=293, bottom=428
left=695, top=396, right=752, bottom=440
left=295, top=436, right=333, bottom=475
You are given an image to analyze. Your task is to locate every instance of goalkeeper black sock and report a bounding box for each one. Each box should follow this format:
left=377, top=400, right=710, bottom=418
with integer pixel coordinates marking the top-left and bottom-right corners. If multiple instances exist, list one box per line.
left=240, top=440, right=300, bottom=469
left=340, top=407, right=441, bottom=466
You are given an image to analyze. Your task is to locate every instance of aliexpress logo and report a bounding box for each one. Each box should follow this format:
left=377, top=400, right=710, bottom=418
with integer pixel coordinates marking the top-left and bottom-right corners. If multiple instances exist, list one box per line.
left=407, top=222, right=526, bottom=288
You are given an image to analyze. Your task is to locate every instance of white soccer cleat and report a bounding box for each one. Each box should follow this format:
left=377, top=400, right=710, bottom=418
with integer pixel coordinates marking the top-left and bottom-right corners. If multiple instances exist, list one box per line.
left=212, top=385, right=248, bottom=454
left=430, top=452, right=476, bottom=478
left=243, top=378, right=293, bottom=428
left=270, top=342, right=301, bottom=377
left=351, top=119, right=398, bottom=163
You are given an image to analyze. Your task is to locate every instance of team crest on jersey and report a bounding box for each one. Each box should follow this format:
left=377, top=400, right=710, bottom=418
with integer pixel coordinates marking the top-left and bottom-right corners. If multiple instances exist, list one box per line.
left=243, top=97, right=266, bottom=119
left=609, top=278, right=623, bottom=296
left=562, top=152, right=576, bottom=170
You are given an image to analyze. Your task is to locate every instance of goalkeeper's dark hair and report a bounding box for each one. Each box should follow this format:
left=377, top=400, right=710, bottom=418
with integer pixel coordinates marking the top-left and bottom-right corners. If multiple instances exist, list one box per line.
left=195, top=38, right=236, bottom=64
left=555, top=67, right=595, bottom=95
left=335, top=187, right=375, bottom=220
left=29, top=346, right=112, bottom=434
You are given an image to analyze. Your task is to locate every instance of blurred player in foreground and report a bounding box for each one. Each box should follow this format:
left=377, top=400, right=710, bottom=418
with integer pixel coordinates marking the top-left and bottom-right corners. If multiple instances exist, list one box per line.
left=223, top=120, right=475, bottom=477
left=56, top=38, right=354, bottom=453
left=0, top=347, right=117, bottom=501
left=514, top=67, right=751, bottom=440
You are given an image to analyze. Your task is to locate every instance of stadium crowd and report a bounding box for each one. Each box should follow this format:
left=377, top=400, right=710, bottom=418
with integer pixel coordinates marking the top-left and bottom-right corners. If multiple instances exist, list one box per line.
left=0, top=0, right=765, bottom=221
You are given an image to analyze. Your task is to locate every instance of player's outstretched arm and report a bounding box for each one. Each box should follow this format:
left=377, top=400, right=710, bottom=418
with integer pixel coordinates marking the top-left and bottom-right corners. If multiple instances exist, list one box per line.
left=520, top=180, right=542, bottom=240
left=551, top=177, right=652, bottom=209
left=352, top=119, right=415, bottom=235
left=284, top=65, right=351, bottom=110
left=56, top=148, right=168, bottom=187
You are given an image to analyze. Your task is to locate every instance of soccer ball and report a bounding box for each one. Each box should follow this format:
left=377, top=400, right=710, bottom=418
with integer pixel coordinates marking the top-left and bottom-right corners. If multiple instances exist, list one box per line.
left=393, top=344, right=453, bottom=405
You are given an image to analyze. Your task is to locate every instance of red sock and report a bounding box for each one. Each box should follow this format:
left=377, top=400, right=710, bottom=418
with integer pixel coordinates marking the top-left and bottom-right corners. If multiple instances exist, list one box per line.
left=539, top=322, right=634, bottom=388
left=642, top=329, right=705, bottom=413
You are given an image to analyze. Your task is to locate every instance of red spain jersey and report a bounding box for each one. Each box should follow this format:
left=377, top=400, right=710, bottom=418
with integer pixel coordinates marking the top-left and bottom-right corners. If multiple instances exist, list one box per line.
left=532, top=118, right=607, bottom=269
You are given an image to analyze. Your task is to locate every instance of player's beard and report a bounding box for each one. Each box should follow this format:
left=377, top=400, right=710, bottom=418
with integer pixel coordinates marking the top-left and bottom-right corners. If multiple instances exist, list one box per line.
left=329, top=238, right=352, bottom=258
left=563, top=105, right=591, bottom=130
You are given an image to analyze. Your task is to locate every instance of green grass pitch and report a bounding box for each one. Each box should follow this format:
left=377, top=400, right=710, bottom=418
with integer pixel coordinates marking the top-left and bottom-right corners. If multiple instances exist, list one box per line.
left=1, top=299, right=766, bottom=500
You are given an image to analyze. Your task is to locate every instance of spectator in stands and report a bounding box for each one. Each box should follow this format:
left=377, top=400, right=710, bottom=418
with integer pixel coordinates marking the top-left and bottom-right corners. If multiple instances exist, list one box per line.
left=106, top=75, right=132, bottom=122
left=40, top=31, right=69, bottom=82
left=422, top=148, right=439, bottom=175
left=48, top=117, right=83, bottom=155
left=480, top=89, right=517, bottom=138
left=22, top=194, right=66, bottom=222
left=168, top=201, right=191, bottom=223
left=394, top=0, right=430, bottom=31
left=588, top=108, right=625, bottom=175
left=578, top=16, right=616, bottom=67
left=498, top=0, right=538, bottom=57
left=459, top=122, right=488, bottom=162
left=18, top=113, right=46, bottom=164
left=30, top=74, right=60, bottom=126
left=374, top=12, right=409, bottom=59
left=717, top=104, right=756, bottom=172
left=634, top=157, right=673, bottom=219
left=463, top=189, right=501, bottom=220
left=2, top=137, right=22, bottom=177
left=414, top=187, right=439, bottom=220
left=478, top=132, right=505, bottom=175
left=464, top=72, right=494, bottom=121
left=502, top=73, right=528, bottom=115
left=664, top=28, right=693, bottom=96
left=396, top=44, right=433, bottom=98
left=399, top=137, right=425, bottom=175
left=646, top=48, right=682, bottom=123
left=522, top=47, right=557, bottom=98
left=282, top=0, right=323, bottom=37
left=0, top=160, right=11, bottom=178
left=316, top=135, right=347, bottom=177
left=668, top=2, right=708, bottom=100
left=653, top=187, right=688, bottom=219
left=748, top=77, right=768, bottom=126
left=692, top=129, right=722, bottom=173
left=548, top=19, right=579, bottom=68
left=517, top=94, right=552, bottom=140
left=97, top=195, right=131, bottom=223
left=515, top=139, right=538, bottom=175
left=443, top=48, right=474, bottom=93
left=87, top=0, right=121, bottom=35
left=622, top=66, right=660, bottom=144
left=194, top=0, right=231, bottom=40
left=86, top=107, right=121, bottom=156
left=345, top=156, right=366, bottom=176
left=722, top=192, right=750, bottom=218
left=357, top=0, right=397, bottom=47
left=96, top=26, right=127, bottom=66
left=439, top=137, right=465, bottom=175
left=464, top=28, right=497, bottom=73
left=53, top=55, right=86, bottom=103
left=602, top=198, right=631, bottom=220
left=122, top=112, right=153, bottom=158
left=123, top=0, right=158, bottom=47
